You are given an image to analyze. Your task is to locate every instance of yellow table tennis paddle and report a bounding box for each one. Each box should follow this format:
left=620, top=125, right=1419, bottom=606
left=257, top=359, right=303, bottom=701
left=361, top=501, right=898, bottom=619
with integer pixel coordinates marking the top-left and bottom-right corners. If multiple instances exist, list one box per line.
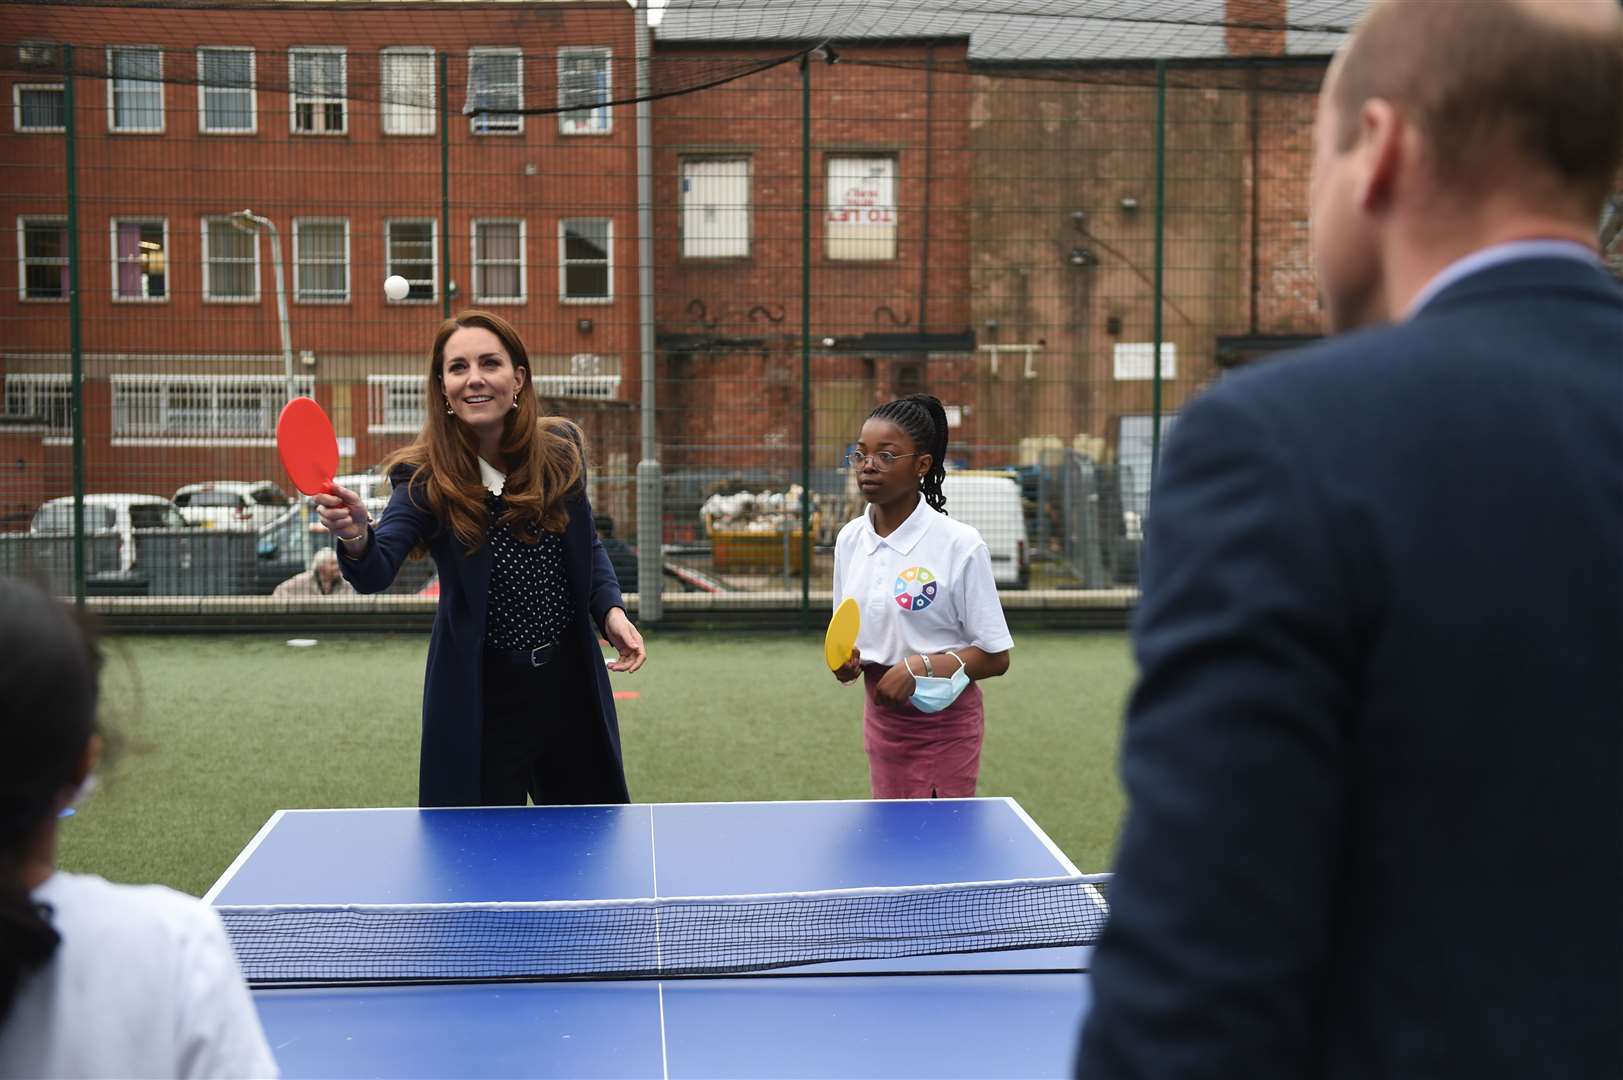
left=825, top=596, right=861, bottom=671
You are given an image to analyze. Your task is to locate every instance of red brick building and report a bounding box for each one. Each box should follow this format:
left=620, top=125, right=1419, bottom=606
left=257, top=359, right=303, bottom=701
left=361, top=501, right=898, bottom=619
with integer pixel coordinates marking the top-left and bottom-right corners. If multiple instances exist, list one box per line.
left=2, top=0, right=1362, bottom=548
left=650, top=39, right=975, bottom=482
left=1, top=0, right=640, bottom=523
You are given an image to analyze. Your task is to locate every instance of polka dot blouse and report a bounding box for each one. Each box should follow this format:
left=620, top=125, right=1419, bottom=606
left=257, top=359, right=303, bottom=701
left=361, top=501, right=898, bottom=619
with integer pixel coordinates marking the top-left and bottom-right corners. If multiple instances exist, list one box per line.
left=483, top=490, right=574, bottom=654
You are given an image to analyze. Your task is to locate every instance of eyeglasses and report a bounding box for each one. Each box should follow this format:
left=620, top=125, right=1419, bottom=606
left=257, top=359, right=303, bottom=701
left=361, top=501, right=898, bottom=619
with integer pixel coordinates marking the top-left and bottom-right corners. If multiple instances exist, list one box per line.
left=845, top=451, right=919, bottom=470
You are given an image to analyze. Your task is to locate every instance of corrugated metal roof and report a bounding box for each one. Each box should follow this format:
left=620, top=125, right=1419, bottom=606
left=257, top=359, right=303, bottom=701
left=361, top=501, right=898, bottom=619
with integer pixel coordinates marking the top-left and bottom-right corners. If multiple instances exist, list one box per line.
left=654, top=0, right=1365, bottom=60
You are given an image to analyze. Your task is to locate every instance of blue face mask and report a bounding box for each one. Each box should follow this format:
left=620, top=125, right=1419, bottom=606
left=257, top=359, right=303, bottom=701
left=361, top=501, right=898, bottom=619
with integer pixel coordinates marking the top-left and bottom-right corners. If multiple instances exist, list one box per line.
left=909, top=651, right=971, bottom=714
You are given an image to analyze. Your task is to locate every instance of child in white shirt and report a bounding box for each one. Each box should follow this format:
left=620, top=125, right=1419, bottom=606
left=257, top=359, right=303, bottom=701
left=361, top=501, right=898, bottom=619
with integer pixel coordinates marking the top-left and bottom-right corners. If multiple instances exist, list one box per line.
left=830, top=394, right=1015, bottom=797
left=0, top=577, right=277, bottom=1078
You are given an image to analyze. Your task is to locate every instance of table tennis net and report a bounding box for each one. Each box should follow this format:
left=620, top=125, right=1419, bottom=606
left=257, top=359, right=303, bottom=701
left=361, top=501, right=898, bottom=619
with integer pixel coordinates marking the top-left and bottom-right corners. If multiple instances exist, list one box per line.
left=218, top=874, right=1109, bottom=984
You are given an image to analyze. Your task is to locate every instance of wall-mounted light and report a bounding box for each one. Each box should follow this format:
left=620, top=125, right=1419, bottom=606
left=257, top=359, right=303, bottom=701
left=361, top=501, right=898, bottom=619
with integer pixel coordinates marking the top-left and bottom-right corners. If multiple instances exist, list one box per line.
left=1070, top=209, right=1087, bottom=227
left=1068, top=247, right=1093, bottom=267
left=577, top=318, right=593, bottom=334
left=1120, top=196, right=1140, bottom=212
left=983, top=318, right=999, bottom=332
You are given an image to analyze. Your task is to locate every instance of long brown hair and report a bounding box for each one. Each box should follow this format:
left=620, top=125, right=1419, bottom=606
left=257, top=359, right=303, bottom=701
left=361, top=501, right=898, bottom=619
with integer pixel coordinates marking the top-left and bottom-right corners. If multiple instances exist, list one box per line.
left=382, top=310, right=583, bottom=554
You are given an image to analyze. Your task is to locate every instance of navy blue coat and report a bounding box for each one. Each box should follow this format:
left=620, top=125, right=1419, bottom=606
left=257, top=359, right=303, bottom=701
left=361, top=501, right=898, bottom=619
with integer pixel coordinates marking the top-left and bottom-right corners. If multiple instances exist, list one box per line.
left=338, top=461, right=630, bottom=808
left=1079, top=257, right=1623, bottom=1078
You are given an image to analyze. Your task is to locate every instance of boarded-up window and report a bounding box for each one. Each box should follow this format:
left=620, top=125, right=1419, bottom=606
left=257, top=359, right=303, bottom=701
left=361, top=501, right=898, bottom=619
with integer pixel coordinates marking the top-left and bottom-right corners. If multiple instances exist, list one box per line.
left=681, top=158, right=750, bottom=259
left=826, top=156, right=896, bottom=261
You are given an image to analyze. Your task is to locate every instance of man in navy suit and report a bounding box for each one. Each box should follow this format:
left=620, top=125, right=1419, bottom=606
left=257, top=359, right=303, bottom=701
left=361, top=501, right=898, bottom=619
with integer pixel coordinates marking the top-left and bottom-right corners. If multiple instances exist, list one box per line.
left=1078, top=1, right=1623, bottom=1077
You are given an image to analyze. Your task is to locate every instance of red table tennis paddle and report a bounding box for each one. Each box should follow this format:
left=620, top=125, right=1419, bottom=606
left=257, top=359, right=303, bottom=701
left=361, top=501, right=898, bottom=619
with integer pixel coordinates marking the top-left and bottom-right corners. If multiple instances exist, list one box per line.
left=276, top=397, right=339, bottom=496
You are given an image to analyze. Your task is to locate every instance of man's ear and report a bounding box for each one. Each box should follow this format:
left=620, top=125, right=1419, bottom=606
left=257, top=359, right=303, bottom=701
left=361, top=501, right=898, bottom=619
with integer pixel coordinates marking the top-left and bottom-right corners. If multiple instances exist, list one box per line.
left=1356, top=98, right=1405, bottom=213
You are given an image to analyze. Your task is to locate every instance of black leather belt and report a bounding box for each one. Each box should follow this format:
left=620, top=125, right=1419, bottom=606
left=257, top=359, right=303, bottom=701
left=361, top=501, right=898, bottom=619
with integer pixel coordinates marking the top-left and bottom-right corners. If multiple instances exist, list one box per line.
left=491, top=642, right=559, bottom=668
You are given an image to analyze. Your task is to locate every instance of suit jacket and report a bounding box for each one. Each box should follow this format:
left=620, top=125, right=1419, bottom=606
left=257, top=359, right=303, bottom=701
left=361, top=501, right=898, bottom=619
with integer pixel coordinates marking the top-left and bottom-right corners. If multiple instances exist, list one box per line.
left=339, top=460, right=630, bottom=807
left=1078, top=257, right=1623, bottom=1079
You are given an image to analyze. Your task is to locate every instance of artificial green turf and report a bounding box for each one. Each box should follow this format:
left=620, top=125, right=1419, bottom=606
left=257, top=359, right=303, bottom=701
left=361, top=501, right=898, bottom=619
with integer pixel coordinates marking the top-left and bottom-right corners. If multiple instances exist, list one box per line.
left=59, top=631, right=1134, bottom=897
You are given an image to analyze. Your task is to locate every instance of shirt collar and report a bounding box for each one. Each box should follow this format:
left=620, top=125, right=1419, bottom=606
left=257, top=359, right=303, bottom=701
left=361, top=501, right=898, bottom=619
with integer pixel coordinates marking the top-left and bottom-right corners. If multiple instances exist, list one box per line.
left=477, top=457, right=506, bottom=496
left=859, top=495, right=935, bottom=557
left=1406, top=240, right=1602, bottom=319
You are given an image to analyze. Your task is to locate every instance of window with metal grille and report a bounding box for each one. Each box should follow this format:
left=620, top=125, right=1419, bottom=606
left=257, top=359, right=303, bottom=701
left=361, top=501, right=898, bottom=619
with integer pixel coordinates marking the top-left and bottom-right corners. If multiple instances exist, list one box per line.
left=473, top=219, right=524, bottom=302
left=381, top=48, right=434, bottom=135
left=561, top=219, right=611, bottom=302
left=294, top=219, right=350, bottom=303
left=112, top=218, right=168, bottom=301
left=19, top=217, right=68, bottom=301
left=198, top=47, right=255, bottom=132
left=290, top=48, right=346, bottom=134
left=558, top=48, right=610, bottom=135
left=467, top=48, right=521, bottom=135
left=107, top=47, right=163, bottom=132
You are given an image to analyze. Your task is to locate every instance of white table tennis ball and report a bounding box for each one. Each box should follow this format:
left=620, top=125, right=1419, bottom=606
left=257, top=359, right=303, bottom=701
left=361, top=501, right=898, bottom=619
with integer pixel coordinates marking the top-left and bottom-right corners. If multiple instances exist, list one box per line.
left=383, top=275, right=411, bottom=301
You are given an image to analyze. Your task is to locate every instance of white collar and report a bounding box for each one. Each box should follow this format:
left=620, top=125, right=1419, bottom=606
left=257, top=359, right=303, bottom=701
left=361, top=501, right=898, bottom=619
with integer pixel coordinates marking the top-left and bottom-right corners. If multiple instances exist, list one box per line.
left=859, top=494, right=935, bottom=557
left=477, top=457, right=506, bottom=496
left=1406, top=240, right=1602, bottom=319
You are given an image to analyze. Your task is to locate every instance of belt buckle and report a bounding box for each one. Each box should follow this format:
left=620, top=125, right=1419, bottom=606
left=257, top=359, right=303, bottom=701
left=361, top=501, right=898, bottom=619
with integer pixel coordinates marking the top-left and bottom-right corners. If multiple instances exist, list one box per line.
left=528, top=643, right=553, bottom=668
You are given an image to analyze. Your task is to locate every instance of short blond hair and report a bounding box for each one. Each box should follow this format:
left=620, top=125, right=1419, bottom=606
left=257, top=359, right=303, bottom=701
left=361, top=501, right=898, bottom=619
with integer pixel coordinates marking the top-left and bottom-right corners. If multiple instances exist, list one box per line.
left=1334, top=0, right=1623, bottom=210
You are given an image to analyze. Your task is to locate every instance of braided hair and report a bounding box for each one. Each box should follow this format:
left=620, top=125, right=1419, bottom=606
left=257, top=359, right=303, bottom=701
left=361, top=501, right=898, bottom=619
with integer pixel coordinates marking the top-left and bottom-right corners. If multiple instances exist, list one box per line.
left=869, top=393, right=950, bottom=513
left=0, top=578, right=102, bottom=1025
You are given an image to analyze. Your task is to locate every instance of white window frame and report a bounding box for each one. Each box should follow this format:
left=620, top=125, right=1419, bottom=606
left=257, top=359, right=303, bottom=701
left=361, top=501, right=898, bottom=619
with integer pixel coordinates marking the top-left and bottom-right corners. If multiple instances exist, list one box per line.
left=111, top=373, right=314, bottom=445
left=680, top=157, right=752, bottom=259
left=106, top=46, right=165, bottom=134
left=467, top=47, right=523, bottom=136
left=385, top=218, right=438, bottom=303
left=380, top=47, right=435, bottom=136
left=196, top=46, right=257, bottom=135
left=825, top=154, right=899, bottom=262
left=2, top=373, right=73, bottom=439
left=12, top=82, right=66, bottom=133
left=201, top=216, right=261, bottom=304
left=471, top=218, right=526, bottom=304
left=367, top=374, right=426, bottom=433
left=557, top=47, right=611, bottom=136
left=292, top=217, right=351, bottom=304
left=288, top=46, right=347, bottom=135
left=109, top=217, right=170, bottom=303
left=559, top=218, right=612, bottom=305
left=17, top=215, right=69, bottom=303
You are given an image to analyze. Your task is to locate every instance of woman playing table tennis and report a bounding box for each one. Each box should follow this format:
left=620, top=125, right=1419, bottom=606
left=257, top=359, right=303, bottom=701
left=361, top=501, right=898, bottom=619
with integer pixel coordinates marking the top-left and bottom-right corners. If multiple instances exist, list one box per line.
left=830, top=394, right=1013, bottom=798
left=0, top=577, right=277, bottom=1076
left=314, top=310, right=646, bottom=808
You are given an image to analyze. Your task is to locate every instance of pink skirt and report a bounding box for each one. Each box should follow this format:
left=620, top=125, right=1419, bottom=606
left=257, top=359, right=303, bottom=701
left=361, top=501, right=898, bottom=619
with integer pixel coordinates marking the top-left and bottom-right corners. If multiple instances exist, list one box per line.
left=861, top=664, right=985, bottom=799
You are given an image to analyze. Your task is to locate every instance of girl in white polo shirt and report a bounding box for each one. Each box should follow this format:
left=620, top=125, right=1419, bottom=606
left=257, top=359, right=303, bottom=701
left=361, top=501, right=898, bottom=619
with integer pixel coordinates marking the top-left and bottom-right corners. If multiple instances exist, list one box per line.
left=831, top=394, right=1014, bottom=798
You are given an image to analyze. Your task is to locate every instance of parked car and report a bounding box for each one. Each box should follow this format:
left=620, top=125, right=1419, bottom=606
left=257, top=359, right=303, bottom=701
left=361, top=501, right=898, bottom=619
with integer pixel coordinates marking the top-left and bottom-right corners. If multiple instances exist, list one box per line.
left=173, top=481, right=293, bottom=530
left=30, top=493, right=189, bottom=578
left=940, top=472, right=1030, bottom=589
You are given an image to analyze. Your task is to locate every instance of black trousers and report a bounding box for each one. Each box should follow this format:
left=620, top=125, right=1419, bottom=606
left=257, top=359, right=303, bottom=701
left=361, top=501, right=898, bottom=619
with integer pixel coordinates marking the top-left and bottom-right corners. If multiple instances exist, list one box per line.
left=478, top=635, right=626, bottom=806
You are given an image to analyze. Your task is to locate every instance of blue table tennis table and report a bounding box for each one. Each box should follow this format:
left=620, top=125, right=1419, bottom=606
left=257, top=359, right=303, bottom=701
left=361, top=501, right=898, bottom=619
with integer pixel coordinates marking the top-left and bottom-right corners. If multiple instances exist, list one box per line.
left=205, top=798, right=1101, bottom=1078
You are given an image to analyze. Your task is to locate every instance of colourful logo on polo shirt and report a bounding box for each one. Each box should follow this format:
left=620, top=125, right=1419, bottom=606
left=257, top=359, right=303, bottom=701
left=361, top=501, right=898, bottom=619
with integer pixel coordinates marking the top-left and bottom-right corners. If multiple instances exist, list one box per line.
left=893, top=566, right=938, bottom=612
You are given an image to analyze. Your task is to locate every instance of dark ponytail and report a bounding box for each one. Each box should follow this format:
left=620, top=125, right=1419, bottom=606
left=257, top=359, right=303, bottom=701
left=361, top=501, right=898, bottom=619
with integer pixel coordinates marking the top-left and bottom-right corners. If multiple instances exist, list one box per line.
left=869, top=393, right=950, bottom=513
left=0, top=577, right=102, bottom=1024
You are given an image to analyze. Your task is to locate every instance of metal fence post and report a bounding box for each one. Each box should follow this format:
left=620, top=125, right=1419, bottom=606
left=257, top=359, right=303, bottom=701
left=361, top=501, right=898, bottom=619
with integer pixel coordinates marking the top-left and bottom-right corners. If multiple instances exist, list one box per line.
left=635, top=2, right=663, bottom=622
left=65, top=44, right=86, bottom=606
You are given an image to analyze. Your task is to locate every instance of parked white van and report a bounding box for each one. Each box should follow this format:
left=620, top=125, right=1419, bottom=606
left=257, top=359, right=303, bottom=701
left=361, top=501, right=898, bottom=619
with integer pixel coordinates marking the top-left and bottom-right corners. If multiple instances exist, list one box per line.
left=940, top=472, right=1029, bottom=589
left=30, top=493, right=188, bottom=577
